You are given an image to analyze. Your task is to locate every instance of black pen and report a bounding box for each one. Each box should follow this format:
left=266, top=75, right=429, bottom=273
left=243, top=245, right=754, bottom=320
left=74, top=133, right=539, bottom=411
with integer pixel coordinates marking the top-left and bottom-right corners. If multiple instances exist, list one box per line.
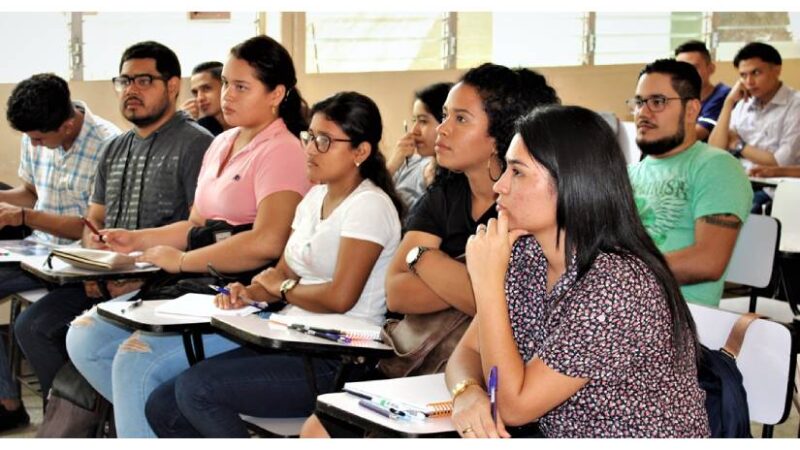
left=288, top=324, right=351, bottom=344
left=121, top=299, right=143, bottom=314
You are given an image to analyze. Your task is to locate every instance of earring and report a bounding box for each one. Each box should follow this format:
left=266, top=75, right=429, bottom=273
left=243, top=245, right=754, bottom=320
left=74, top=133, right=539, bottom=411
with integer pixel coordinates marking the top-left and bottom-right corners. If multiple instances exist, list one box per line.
left=487, top=153, right=502, bottom=182
left=355, top=161, right=361, bottom=168
left=271, top=105, right=277, bottom=116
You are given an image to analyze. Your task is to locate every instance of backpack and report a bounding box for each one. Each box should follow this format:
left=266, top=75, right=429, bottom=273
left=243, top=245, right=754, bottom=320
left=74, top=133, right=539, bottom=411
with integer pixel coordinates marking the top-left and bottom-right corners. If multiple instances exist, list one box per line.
left=36, top=361, right=114, bottom=438
left=697, top=313, right=760, bottom=438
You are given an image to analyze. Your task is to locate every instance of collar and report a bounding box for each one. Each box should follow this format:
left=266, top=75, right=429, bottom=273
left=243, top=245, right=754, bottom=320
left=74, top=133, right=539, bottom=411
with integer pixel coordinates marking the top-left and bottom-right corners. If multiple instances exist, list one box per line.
left=747, top=82, right=792, bottom=111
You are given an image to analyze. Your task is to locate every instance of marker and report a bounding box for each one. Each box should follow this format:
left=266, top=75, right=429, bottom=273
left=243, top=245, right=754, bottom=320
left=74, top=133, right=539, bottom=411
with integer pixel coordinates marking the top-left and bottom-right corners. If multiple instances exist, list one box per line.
left=82, top=217, right=106, bottom=243
left=121, top=299, right=143, bottom=314
left=488, top=366, right=498, bottom=424
left=208, top=284, right=271, bottom=310
left=345, top=388, right=427, bottom=420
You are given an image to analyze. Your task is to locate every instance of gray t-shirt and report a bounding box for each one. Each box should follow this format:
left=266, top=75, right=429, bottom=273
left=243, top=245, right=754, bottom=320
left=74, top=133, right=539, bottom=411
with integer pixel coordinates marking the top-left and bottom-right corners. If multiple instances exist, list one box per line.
left=92, top=111, right=212, bottom=229
left=393, top=154, right=432, bottom=209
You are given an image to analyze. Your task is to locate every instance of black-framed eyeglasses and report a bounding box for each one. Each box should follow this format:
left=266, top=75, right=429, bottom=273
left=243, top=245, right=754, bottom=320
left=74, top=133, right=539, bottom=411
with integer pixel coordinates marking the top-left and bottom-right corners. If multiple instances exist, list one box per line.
left=111, top=74, right=167, bottom=92
left=625, top=95, right=687, bottom=113
left=300, top=130, right=352, bottom=153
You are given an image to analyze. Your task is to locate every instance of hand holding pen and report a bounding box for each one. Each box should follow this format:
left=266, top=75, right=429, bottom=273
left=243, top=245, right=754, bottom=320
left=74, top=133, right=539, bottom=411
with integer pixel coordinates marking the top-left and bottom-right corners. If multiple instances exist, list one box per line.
left=210, top=283, right=270, bottom=310
left=82, top=217, right=109, bottom=249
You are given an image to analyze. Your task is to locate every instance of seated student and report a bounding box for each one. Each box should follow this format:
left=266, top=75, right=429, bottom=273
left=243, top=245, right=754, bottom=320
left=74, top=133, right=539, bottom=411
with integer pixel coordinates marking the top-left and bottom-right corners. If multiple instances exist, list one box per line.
left=65, top=35, right=311, bottom=438
left=301, top=63, right=560, bottom=438
left=386, top=82, right=452, bottom=208
left=674, top=40, right=731, bottom=142
left=628, top=59, right=752, bottom=307
left=14, top=41, right=213, bottom=400
left=180, top=61, right=231, bottom=136
left=446, top=105, right=710, bottom=438
left=144, top=91, right=403, bottom=438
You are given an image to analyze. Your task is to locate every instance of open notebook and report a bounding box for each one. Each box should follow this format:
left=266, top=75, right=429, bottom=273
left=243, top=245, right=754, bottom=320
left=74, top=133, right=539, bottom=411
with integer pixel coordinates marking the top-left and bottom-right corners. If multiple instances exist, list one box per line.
left=268, top=313, right=382, bottom=341
left=343, top=373, right=453, bottom=417
left=154, top=293, right=259, bottom=318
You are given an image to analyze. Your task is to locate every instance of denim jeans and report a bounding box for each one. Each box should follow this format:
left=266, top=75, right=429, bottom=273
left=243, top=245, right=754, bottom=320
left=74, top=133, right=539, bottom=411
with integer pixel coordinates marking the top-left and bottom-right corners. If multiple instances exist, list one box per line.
left=145, top=346, right=342, bottom=438
left=14, top=285, right=99, bottom=396
left=65, top=300, right=240, bottom=438
left=0, top=266, right=44, bottom=399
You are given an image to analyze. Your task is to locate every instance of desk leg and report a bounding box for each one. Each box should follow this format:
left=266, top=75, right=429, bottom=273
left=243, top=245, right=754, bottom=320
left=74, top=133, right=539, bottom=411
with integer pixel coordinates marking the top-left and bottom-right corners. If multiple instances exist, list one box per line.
left=181, top=333, right=198, bottom=366
left=191, top=332, right=205, bottom=361
left=98, top=281, right=112, bottom=300
left=302, top=355, right=319, bottom=398
left=8, top=296, right=22, bottom=393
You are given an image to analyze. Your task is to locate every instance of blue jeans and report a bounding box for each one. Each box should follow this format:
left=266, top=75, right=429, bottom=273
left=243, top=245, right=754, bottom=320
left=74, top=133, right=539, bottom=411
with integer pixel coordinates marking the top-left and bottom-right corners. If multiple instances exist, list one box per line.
left=145, top=347, right=342, bottom=438
left=65, top=300, right=240, bottom=438
left=14, top=285, right=98, bottom=396
left=0, top=266, right=44, bottom=399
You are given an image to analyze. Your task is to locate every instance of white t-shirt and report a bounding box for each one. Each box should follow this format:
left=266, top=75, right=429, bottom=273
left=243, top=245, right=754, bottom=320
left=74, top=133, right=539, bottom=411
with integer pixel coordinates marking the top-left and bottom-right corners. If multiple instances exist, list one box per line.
left=281, top=179, right=401, bottom=324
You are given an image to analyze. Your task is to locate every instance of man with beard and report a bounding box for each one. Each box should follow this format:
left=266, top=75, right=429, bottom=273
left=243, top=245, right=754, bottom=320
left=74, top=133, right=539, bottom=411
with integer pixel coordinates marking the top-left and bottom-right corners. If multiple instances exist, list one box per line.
left=627, top=59, right=752, bottom=307
left=14, top=41, right=213, bottom=397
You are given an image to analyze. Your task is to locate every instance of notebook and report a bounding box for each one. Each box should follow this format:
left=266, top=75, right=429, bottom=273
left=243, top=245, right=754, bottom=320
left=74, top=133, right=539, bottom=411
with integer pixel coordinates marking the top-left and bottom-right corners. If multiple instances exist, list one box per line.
left=343, top=373, right=453, bottom=417
left=154, top=293, right=259, bottom=318
left=268, top=313, right=382, bottom=341
left=50, top=248, right=137, bottom=271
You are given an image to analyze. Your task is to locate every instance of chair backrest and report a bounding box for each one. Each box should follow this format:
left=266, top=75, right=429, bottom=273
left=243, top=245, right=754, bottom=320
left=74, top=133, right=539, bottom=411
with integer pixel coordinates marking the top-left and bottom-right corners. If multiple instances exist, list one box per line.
left=725, top=214, right=781, bottom=289
left=770, top=180, right=800, bottom=253
left=689, top=303, right=797, bottom=425
left=618, top=121, right=641, bottom=164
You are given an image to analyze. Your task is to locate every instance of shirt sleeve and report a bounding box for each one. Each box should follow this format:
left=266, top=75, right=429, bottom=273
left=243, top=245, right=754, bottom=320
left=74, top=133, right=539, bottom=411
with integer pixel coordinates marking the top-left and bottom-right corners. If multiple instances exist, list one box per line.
left=91, top=141, right=112, bottom=205
left=691, top=151, right=753, bottom=222
left=17, top=136, right=35, bottom=185
left=340, top=190, right=400, bottom=248
left=405, top=183, right=445, bottom=236
left=179, top=133, right=213, bottom=206
left=698, top=95, right=725, bottom=131
left=253, top=138, right=310, bottom=205
left=772, top=97, right=800, bottom=166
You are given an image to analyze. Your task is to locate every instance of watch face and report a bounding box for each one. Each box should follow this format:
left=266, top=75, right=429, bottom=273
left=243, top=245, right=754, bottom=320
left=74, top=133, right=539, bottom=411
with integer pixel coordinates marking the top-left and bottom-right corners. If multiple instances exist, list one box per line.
left=406, top=246, right=420, bottom=266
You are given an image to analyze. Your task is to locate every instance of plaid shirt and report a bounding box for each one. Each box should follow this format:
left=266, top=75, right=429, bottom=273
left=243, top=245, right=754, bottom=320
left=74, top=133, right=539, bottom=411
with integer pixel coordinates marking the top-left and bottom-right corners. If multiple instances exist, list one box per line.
left=18, top=101, right=121, bottom=245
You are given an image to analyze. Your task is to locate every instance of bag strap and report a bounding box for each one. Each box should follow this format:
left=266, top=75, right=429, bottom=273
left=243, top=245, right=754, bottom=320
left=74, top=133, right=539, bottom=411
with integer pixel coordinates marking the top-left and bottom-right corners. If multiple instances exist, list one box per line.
left=721, top=312, right=761, bottom=359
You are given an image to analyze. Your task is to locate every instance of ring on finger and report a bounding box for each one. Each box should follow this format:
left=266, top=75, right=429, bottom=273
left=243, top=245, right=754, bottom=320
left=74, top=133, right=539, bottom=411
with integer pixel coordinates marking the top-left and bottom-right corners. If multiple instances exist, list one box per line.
left=476, top=224, right=487, bottom=233
left=462, top=426, right=474, bottom=434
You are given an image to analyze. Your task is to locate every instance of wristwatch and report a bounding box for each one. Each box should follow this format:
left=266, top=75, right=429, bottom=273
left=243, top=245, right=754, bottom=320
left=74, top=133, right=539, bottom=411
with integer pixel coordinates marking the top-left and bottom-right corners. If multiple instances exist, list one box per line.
left=279, top=278, right=298, bottom=302
left=405, top=246, right=430, bottom=274
left=451, top=378, right=481, bottom=400
left=730, top=140, right=746, bottom=159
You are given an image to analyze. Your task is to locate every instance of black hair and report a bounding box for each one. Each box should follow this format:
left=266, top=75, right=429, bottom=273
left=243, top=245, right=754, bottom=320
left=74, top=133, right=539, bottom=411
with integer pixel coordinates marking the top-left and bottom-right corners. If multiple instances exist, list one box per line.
left=515, top=104, right=698, bottom=358
left=191, top=61, right=223, bottom=80
left=119, top=41, right=181, bottom=80
left=414, top=82, right=453, bottom=123
left=230, top=35, right=309, bottom=138
left=733, top=41, right=782, bottom=67
left=639, top=59, right=701, bottom=100
left=6, top=73, right=74, bottom=132
left=434, top=63, right=559, bottom=185
left=674, top=40, right=712, bottom=63
left=311, top=91, right=405, bottom=219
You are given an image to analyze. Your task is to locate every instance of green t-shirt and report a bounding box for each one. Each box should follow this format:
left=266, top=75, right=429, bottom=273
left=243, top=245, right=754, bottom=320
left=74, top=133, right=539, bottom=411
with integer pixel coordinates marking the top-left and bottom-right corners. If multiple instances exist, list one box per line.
left=628, top=141, right=753, bottom=306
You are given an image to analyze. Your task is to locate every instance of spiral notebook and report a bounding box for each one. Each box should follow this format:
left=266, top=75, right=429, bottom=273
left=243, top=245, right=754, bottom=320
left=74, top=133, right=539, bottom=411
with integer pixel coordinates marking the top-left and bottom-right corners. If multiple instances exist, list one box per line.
left=268, top=313, right=382, bottom=341
left=343, top=373, right=453, bottom=417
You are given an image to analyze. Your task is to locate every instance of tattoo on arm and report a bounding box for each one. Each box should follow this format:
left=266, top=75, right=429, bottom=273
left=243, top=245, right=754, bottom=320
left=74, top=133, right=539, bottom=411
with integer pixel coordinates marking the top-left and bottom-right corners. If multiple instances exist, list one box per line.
left=701, top=214, right=742, bottom=230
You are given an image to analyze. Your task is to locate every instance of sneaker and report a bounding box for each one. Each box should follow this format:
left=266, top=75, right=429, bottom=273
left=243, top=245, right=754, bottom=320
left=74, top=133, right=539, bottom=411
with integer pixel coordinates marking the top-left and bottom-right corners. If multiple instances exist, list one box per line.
left=0, top=403, right=30, bottom=433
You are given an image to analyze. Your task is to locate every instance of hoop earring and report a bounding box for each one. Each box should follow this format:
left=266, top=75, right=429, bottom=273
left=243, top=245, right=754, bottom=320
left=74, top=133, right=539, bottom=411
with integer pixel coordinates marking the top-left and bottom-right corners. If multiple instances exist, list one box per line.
left=487, top=153, right=502, bottom=182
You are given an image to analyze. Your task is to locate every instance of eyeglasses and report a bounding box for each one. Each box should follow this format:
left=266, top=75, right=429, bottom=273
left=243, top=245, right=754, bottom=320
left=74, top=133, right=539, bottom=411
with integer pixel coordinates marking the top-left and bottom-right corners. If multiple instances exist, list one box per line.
left=300, top=130, right=352, bottom=153
left=625, top=95, right=686, bottom=113
left=111, top=74, right=167, bottom=92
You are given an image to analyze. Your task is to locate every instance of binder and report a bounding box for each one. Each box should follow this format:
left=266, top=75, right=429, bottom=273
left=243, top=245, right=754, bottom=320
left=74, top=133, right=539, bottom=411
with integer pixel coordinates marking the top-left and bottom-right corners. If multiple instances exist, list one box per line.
left=343, top=373, right=453, bottom=417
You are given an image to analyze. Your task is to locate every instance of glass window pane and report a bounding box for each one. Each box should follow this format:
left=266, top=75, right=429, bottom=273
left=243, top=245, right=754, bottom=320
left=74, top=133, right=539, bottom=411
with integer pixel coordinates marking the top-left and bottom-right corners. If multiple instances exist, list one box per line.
left=306, top=12, right=445, bottom=73
left=82, top=12, right=258, bottom=81
left=0, top=13, right=69, bottom=83
left=715, top=12, right=800, bottom=61
left=595, top=13, right=674, bottom=65
left=489, top=13, right=584, bottom=68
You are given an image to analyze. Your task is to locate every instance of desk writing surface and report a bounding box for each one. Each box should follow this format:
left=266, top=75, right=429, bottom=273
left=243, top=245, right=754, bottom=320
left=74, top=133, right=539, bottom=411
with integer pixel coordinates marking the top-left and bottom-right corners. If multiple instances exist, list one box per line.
left=0, top=239, right=54, bottom=265
left=97, top=299, right=212, bottom=333
left=748, top=176, right=793, bottom=187
left=316, top=392, right=456, bottom=438
left=210, top=314, right=393, bottom=358
left=20, top=256, right=159, bottom=285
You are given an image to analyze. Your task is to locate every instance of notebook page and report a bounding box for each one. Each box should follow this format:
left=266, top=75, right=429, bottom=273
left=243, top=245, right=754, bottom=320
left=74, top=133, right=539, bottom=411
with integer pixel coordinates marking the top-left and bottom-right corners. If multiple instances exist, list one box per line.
left=343, top=374, right=451, bottom=412
left=154, top=293, right=258, bottom=318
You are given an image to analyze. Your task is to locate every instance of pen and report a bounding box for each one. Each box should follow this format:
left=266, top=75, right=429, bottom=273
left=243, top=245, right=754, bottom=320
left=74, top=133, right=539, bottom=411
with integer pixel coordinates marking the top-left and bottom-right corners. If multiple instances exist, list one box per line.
left=121, top=299, right=143, bottom=314
left=488, top=366, right=498, bottom=424
left=82, top=217, right=106, bottom=243
left=358, top=399, right=418, bottom=421
left=288, top=324, right=351, bottom=344
left=344, top=388, right=427, bottom=420
left=208, top=284, right=270, bottom=310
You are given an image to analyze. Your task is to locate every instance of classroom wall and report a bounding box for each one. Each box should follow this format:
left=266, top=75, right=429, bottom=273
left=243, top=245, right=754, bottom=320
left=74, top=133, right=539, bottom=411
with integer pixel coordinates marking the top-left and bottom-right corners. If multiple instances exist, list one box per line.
left=1, top=59, right=799, bottom=185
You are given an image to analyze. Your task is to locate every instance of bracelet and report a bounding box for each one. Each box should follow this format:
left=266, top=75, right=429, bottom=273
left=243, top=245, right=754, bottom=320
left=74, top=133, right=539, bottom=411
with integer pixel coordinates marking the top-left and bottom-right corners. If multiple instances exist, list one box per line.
left=451, top=378, right=482, bottom=401
left=178, top=252, right=187, bottom=273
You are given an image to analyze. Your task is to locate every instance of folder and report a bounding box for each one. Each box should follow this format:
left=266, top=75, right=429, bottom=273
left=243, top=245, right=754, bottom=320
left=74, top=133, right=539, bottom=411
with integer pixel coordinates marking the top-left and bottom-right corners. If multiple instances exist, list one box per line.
left=343, top=374, right=453, bottom=417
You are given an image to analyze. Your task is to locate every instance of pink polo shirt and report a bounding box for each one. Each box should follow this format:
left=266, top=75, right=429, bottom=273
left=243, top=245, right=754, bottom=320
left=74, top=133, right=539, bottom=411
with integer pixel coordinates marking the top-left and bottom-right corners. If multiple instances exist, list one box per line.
left=194, top=119, right=311, bottom=226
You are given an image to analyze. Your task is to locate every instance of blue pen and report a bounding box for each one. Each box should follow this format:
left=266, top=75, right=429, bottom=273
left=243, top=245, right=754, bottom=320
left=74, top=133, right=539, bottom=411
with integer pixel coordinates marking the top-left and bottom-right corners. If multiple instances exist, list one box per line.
left=208, top=284, right=270, bottom=310
left=289, top=324, right=351, bottom=344
left=488, top=366, right=498, bottom=424
left=358, top=399, right=413, bottom=421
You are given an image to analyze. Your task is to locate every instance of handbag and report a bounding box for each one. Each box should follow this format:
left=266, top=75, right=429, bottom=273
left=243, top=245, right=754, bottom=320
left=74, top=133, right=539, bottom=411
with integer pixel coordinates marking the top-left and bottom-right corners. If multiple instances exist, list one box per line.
left=377, top=307, right=471, bottom=378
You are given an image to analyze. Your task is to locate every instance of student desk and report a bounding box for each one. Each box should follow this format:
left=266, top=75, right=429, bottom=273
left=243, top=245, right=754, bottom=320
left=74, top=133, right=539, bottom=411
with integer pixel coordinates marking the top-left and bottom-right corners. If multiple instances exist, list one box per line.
left=749, top=176, right=790, bottom=189
left=96, top=300, right=214, bottom=365
left=0, top=239, right=53, bottom=267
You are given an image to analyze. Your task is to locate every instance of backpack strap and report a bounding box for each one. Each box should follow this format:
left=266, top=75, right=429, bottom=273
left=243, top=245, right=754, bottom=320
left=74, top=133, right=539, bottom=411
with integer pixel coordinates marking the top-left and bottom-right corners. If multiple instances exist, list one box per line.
left=721, top=312, right=761, bottom=359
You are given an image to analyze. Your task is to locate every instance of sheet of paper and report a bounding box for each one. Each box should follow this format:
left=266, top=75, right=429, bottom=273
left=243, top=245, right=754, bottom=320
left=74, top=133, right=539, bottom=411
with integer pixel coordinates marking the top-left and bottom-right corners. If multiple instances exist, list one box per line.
left=154, top=293, right=258, bottom=318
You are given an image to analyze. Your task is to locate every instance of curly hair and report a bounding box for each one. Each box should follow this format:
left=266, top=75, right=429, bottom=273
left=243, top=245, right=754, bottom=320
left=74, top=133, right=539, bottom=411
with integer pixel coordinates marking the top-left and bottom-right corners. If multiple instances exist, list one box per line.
left=6, top=73, right=73, bottom=132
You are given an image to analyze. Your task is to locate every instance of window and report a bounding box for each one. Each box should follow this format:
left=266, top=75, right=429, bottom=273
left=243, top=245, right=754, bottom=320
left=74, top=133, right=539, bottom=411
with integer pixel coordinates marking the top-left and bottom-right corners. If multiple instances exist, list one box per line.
left=0, top=13, right=70, bottom=83
left=305, top=12, right=447, bottom=73
left=714, top=12, right=800, bottom=61
left=81, top=12, right=259, bottom=81
left=593, top=13, right=703, bottom=65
